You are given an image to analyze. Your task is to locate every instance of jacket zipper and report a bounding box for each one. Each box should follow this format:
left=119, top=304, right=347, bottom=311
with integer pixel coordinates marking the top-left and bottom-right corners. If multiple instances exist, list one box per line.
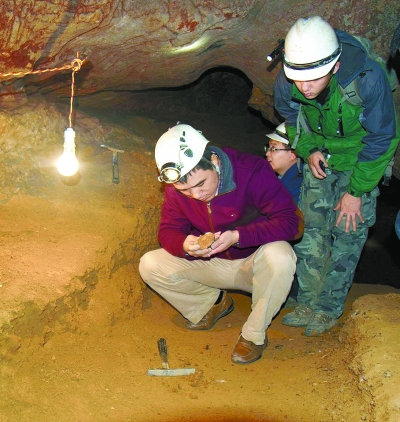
left=337, top=102, right=344, bottom=136
left=207, top=202, right=215, bottom=233
left=207, top=201, right=234, bottom=260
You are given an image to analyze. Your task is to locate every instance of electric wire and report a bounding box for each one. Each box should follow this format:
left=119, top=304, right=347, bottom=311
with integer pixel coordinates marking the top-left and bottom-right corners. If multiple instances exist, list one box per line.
left=0, top=52, right=86, bottom=128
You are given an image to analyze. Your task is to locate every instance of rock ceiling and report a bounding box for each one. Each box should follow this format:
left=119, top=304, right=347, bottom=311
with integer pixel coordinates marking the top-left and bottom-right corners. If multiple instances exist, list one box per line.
left=1, top=0, right=399, bottom=122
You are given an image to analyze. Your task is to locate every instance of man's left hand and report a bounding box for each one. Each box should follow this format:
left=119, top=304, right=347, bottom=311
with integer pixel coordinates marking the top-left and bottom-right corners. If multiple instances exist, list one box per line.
left=209, top=230, right=239, bottom=256
left=334, top=192, right=364, bottom=232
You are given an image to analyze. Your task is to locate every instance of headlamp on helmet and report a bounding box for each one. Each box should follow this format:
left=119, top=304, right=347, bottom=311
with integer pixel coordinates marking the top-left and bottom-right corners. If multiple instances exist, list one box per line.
left=155, top=123, right=209, bottom=183
left=158, top=162, right=182, bottom=183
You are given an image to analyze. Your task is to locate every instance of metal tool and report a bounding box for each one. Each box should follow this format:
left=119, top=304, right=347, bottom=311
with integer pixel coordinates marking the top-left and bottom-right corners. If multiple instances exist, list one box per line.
left=100, top=145, right=124, bottom=184
left=147, top=338, right=196, bottom=377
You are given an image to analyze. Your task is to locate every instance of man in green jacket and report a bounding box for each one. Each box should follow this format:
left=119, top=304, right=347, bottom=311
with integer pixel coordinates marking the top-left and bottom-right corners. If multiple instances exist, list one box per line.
left=274, top=16, right=399, bottom=336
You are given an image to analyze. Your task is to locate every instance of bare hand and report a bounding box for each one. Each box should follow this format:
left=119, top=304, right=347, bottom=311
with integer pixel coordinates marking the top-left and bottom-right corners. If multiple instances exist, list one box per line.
left=308, top=152, right=327, bottom=179
left=183, top=232, right=221, bottom=258
left=334, top=192, right=364, bottom=232
left=209, top=230, right=239, bottom=256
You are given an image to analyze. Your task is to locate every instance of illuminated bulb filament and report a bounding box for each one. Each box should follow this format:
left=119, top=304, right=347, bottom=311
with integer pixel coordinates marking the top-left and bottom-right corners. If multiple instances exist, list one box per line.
left=57, top=128, right=79, bottom=177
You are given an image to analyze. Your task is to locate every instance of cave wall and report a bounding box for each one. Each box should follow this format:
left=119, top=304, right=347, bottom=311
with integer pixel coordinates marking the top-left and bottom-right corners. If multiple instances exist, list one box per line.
left=0, top=1, right=399, bottom=115
left=0, top=1, right=399, bottom=174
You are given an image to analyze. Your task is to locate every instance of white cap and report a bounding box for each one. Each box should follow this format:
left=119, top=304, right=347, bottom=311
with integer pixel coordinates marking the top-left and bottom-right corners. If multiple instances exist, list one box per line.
left=155, top=124, right=209, bottom=183
left=266, top=123, right=289, bottom=145
left=283, top=16, right=341, bottom=81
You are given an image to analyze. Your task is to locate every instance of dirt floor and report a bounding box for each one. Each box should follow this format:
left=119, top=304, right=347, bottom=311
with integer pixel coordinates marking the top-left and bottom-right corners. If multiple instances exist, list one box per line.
left=0, top=101, right=399, bottom=422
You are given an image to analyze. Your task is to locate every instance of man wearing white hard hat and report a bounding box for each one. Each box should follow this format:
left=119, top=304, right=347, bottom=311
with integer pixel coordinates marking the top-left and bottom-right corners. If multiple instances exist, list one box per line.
left=266, top=123, right=304, bottom=307
left=139, top=123, right=304, bottom=364
left=273, top=16, right=399, bottom=336
left=265, top=122, right=303, bottom=205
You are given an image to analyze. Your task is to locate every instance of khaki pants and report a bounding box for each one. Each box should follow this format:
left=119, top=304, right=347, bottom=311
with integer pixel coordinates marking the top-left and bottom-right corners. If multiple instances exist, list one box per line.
left=139, top=241, right=296, bottom=345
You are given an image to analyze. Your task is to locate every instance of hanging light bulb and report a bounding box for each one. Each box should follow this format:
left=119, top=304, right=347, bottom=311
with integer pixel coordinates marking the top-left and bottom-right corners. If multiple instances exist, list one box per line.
left=57, top=128, right=79, bottom=177
left=56, top=54, right=84, bottom=178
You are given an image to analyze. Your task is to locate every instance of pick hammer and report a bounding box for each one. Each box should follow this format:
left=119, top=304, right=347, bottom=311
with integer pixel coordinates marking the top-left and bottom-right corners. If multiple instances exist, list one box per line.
left=147, top=338, right=195, bottom=376
left=100, top=145, right=124, bottom=184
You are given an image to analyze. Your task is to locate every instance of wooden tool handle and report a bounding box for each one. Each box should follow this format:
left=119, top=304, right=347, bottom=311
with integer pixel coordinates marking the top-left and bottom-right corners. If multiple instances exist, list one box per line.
left=157, top=338, right=169, bottom=368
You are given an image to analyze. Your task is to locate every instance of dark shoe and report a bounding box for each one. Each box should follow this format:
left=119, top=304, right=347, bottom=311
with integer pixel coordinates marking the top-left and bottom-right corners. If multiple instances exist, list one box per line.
left=281, top=305, right=313, bottom=327
left=231, top=335, right=268, bottom=365
left=185, top=291, right=234, bottom=331
left=304, top=312, right=337, bottom=336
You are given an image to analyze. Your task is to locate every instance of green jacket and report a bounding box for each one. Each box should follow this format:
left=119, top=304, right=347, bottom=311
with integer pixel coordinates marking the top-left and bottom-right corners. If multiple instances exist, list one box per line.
left=274, top=29, right=400, bottom=197
left=287, top=76, right=399, bottom=197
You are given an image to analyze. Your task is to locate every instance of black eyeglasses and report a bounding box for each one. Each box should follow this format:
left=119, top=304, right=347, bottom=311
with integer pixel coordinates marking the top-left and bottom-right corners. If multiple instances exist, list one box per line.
left=265, top=146, right=291, bottom=153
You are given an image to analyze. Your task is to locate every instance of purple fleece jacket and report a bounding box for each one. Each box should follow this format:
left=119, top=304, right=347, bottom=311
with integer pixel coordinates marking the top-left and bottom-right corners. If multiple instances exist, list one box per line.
left=158, top=147, right=304, bottom=260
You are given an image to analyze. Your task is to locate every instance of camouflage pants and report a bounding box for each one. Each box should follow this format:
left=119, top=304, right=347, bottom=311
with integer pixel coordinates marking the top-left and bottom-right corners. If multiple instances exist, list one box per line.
left=295, top=165, right=379, bottom=318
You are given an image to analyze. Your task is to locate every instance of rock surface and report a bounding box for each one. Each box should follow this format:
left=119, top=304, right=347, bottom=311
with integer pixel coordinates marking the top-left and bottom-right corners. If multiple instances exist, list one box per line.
left=0, top=101, right=398, bottom=422
left=1, top=1, right=399, bottom=119
left=1, top=0, right=399, bottom=174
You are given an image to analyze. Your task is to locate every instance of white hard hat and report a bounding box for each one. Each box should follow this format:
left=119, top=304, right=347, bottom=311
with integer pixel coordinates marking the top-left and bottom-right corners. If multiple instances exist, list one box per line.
left=266, top=123, right=289, bottom=145
left=155, top=123, right=209, bottom=183
left=283, top=16, right=341, bottom=81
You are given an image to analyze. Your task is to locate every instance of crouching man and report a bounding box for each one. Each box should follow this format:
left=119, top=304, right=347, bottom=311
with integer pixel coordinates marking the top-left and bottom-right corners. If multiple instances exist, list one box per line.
left=139, top=123, right=304, bottom=364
